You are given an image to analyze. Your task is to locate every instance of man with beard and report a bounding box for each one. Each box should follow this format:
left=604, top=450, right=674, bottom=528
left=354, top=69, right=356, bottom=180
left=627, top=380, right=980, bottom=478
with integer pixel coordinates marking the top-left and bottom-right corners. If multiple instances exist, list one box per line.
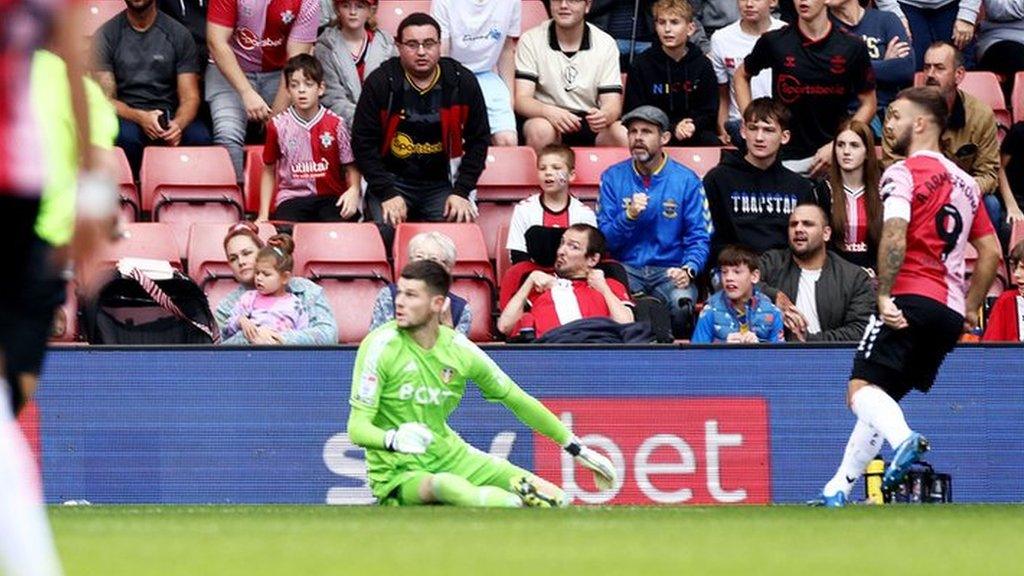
left=597, top=106, right=711, bottom=336
left=811, top=86, right=1001, bottom=507
left=498, top=224, right=633, bottom=338
left=94, top=0, right=210, bottom=176
left=882, top=41, right=1001, bottom=232
left=758, top=203, right=875, bottom=342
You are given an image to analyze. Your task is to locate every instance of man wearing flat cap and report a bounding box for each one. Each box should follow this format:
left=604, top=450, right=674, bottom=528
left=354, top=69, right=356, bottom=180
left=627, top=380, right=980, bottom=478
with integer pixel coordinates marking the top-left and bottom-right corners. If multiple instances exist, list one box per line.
left=597, top=105, right=713, bottom=337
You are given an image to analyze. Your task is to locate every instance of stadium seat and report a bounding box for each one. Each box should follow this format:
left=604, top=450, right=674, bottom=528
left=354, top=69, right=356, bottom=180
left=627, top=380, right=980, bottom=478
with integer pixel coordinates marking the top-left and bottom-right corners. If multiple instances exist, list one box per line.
left=476, top=147, right=538, bottom=202
left=140, top=147, right=244, bottom=259
left=113, top=147, right=139, bottom=222
left=292, top=223, right=392, bottom=343
left=78, top=222, right=183, bottom=290
left=1010, top=220, right=1024, bottom=253
left=571, top=147, right=630, bottom=200
left=477, top=202, right=518, bottom=263
left=393, top=223, right=496, bottom=341
left=243, top=145, right=266, bottom=215
left=914, top=71, right=1011, bottom=129
left=83, top=1, right=123, bottom=36
left=965, top=243, right=1007, bottom=297
left=377, top=1, right=431, bottom=36
left=495, top=222, right=512, bottom=286
left=1013, top=72, right=1024, bottom=124
left=665, top=147, right=723, bottom=178
left=521, top=1, right=548, bottom=31
left=186, top=222, right=276, bottom=308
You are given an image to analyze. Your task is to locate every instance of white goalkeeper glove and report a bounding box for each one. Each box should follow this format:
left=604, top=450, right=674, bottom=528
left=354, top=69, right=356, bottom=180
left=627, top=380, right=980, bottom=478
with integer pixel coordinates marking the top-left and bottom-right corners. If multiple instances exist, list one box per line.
left=564, top=436, right=616, bottom=490
left=384, top=423, right=433, bottom=454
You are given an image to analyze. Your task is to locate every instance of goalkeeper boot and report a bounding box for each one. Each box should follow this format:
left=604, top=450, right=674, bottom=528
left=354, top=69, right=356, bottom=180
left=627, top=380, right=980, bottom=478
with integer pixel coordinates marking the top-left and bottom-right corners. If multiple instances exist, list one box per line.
left=511, top=476, right=566, bottom=508
left=807, top=491, right=847, bottom=508
left=882, top=432, right=929, bottom=491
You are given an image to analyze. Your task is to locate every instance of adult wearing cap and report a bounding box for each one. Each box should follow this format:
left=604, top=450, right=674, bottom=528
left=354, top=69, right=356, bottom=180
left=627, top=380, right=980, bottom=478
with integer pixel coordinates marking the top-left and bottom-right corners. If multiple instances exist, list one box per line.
left=596, top=105, right=712, bottom=337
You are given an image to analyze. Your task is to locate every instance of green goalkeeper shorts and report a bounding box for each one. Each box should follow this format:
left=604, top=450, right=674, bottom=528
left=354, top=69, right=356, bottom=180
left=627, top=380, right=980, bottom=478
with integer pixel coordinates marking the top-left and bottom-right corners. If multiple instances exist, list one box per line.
left=376, top=445, right=531, bottom=506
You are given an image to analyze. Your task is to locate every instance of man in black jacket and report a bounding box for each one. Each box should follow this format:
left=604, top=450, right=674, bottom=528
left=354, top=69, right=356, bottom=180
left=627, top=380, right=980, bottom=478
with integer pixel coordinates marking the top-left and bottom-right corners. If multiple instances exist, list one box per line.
left=758, top=203, right=875, bottom=342
left=352, top=12, right=489, bottom=242
left=703, top=97, right=816, bottom=261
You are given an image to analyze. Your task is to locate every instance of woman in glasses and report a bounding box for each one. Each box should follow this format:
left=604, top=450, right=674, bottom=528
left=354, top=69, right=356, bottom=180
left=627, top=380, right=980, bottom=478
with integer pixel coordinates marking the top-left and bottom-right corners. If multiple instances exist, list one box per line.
left=216, top=221, right=339, bottom=344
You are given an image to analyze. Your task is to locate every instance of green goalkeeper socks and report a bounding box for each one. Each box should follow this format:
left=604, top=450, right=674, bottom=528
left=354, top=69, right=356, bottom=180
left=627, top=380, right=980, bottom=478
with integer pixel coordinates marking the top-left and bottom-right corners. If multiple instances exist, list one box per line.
left=430, top=473, right=522, bottom=508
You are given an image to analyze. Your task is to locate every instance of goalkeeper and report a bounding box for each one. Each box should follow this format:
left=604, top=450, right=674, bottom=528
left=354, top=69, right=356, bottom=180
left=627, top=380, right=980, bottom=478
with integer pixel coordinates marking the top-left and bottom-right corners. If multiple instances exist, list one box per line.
left=348, top=260, right=615, bottom=507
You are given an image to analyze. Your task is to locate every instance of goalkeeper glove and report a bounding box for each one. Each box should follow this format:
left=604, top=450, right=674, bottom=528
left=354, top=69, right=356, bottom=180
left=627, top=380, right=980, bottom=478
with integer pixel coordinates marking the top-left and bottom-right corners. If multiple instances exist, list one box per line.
left=564, top=436, right=616, bottom=490
left=384, top=423, right=433, bottom=454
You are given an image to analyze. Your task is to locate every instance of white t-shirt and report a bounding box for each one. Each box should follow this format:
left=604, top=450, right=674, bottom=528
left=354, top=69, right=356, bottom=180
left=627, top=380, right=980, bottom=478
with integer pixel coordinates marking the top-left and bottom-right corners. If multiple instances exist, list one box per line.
left=795, top=268, right=822, bottom=336
left=432, top=0, right=521, bottom=73
left=709, top=18, right=786, bottom=122
left=506, top=193, right=596, bottom=254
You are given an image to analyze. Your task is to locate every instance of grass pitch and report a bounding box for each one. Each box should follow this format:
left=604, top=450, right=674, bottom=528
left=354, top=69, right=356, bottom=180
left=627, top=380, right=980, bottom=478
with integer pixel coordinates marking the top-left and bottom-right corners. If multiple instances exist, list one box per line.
left=51, top=505, right=1023, bottom=575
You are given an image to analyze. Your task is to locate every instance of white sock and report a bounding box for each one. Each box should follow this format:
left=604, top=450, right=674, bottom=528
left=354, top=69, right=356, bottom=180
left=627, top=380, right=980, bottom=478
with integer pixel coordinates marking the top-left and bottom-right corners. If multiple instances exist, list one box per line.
left=851, top=385, right=913, bottom=449
left=823, top=419, right=883, bottom=497
left=0, top=385, right=63, bottom=576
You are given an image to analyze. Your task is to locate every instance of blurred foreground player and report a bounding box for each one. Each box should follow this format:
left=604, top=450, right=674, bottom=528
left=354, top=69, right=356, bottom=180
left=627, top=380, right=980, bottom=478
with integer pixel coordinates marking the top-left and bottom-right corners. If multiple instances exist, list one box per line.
left=812, top=87, right=1001, bottom=507
left=1, top=2, right=118, bottom=575
left=348, top=260, right=616, bottom=507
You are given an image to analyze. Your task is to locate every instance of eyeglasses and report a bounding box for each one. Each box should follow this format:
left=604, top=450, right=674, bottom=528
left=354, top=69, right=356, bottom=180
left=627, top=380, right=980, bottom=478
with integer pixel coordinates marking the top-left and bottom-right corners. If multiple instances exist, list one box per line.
left=551, top=0, right=587, bottom=5
left=400, top=39, right=440, bottom=51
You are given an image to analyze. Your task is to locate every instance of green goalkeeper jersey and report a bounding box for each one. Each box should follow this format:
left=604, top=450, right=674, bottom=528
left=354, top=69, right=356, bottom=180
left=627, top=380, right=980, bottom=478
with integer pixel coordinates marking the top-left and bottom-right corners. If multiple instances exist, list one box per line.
left=348, top=322, right=570, bottom=499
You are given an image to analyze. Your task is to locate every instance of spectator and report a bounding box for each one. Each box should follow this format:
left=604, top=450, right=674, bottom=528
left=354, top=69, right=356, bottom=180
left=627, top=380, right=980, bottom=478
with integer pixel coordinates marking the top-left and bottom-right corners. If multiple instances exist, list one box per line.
left=507, top=143, right=597, bottom=266
left=735, top=0, right=876, bottom=177
left=883, top=0, right=980, bottom=70
left=709, top=0, right=786, bottom=147
left=883, top=42, right=1000, bottom=227
left=223, top=235, right=309, bottom=342
left=514, top=0, right=627, bottom=150
left=158, top=0, right=209, bottom=72
left=692, top=0, right=739, bottom=37
left=588, top=0, right=711, bottom=68
left=758, top=203, right=875, bottom=342
left=691, top=244, right=785, bottom=343
left=703, top=98, right=816, bottom=261
left=315, top=0, right=395, bottom=128
left=352, top=13, right=489, bottom=247
left=976, top=0, right=1024, bottom=105
left=257, top=54, right=361, bottom=223
left=982, top=239, right=1024, bottom=341
left=624, top=0, right=720, bottom=146
left=206, top=0, right=320, bottom=181
left=996, top=122, right=1024, bottom=244
left=597, top=105, right=711, bottom=335
left=498, top=223, right=633, bottom=337
left=828, top=0, right=914, bottom=136
left=94, top=0, right=211, bottom=176
left=370, top=231, right=472, bottom=335
left=432, top=0, right=520, bottom=146
left=815, top=119, right=882, bottom=270
left=217, top=222, right=338, bottom=344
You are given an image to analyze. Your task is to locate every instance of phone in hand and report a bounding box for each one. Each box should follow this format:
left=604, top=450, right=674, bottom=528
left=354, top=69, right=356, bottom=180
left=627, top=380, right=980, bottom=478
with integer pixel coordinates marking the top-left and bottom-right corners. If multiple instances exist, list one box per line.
left=158, top=110, right=171, bottom=131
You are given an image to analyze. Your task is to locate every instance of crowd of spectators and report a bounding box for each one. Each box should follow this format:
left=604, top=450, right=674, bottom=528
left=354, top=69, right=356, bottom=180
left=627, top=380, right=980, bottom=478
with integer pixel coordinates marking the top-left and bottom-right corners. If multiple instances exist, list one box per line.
left=77, top=0, right=1024, bottom=344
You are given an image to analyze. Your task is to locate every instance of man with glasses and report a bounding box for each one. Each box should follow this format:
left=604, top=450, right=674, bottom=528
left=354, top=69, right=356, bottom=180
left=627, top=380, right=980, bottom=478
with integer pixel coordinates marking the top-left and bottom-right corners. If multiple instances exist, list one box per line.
left=514, top=0, right=627, bottom=151
left=352, top=12, right=490, bottom=246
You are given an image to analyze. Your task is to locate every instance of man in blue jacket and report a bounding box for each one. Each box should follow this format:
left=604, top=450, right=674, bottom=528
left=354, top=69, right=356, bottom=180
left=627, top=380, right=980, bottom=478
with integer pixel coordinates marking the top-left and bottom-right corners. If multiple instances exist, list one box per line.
left=597, top=105, right=712, bottom=336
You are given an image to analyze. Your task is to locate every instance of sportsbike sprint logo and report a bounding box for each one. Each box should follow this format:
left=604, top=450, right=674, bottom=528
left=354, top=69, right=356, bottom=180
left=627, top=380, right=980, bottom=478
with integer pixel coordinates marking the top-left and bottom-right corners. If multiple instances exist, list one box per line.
left=776, top=74, right=845, bottom=104
left=235, top=27, right=284, bottom=50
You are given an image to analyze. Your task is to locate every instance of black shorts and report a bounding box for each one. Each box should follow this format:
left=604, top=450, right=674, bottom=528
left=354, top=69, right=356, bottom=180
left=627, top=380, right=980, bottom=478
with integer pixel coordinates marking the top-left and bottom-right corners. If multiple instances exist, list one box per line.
left=516, top=113, right=599, bottom=147
left=273, top=195, right=354, bottom=223
left=851, top=294, right=964, bottom=401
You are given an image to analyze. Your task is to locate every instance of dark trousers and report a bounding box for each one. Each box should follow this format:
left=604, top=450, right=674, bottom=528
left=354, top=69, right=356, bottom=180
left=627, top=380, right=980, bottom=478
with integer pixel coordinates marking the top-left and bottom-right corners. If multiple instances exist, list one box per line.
left=366, top=180, right=454, bottom=251
left=900, top=2, right=975, bottom=71
left=116, top=117, right=213, bottom=177
left=273, top=195, right=357, bottom=223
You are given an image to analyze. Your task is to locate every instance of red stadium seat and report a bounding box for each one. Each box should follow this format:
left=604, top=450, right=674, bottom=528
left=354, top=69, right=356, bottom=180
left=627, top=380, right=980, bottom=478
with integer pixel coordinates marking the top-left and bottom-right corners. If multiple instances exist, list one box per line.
left=1010, top=220, right=1024, bottom=253
left=476, top=146, right=538, bottom=202
left=292, top=223, right=392, bottom=343
left=477, top=202, right=518, bottom=262
left=1013, top=72, right=1024, bottom=123
left=521, top=0, right=548, bottom=32
left=393, top=223, right=496, bottom=341
left=186, top=222, right=276, bottom=307
left=112, top=147, right=139, bottom=222
left=83, top=1, right=123, bottom=36
left=665, top=147, right=723, bottom=178
left=140, top=147, right=244, bottom=259
left=243, top=145, right=267, bottom=215
left=965, top=243, right=1007, bottom=297
left=495, top=222, right=512, bottom=285
left=376, top=1, right=431, bottom=36
left=78, top=222, right=183, bottom=290
left=914, top=71, right=1011, bottom=129
left=571, top=147, right=630, bottom=200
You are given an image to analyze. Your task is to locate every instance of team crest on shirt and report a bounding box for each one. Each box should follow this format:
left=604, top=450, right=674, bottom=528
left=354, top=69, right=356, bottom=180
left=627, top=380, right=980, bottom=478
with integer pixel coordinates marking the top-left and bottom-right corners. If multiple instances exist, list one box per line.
left=662, top=198, right=678, bottom=218
left=320, top=131, right=334, bottom=148
left=784, top=55, right=797, bottom=68
left=441, top=367, right=455, bottom=384
left=285, top=136, right=298, bottom=153
left=281, top=10, right=295, bottom=24
left=830, top=55, right=847, bottom=75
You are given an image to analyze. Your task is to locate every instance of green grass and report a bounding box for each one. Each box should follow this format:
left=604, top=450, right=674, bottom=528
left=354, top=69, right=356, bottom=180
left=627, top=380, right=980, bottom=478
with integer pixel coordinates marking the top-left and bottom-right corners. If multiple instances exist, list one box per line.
left=50, top=505, right=1024, bottom=576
